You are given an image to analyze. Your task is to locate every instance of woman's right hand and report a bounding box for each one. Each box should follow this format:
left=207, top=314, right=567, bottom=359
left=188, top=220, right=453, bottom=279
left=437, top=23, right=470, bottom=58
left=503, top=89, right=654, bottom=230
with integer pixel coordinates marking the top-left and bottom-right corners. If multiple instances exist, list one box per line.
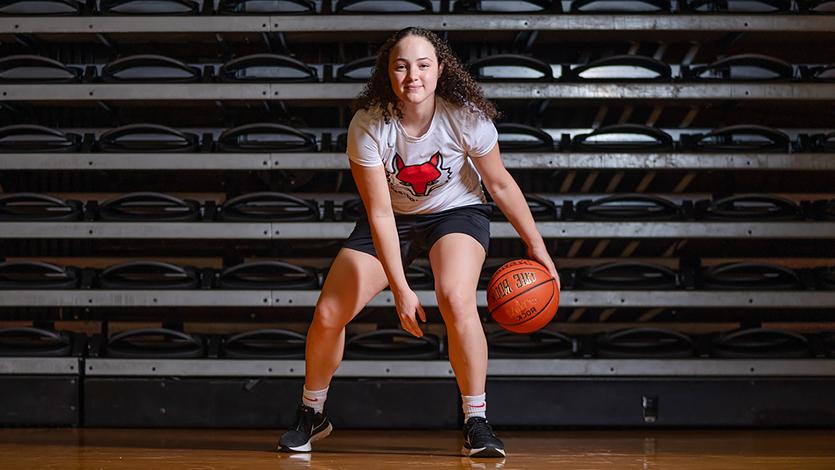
left=393, top=288, right=426, bottom=338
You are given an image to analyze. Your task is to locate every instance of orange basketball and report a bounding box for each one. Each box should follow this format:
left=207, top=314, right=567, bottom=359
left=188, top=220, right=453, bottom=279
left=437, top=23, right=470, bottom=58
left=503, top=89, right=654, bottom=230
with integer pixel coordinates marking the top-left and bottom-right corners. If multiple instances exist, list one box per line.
left=486, top=259, right=559, bottom=334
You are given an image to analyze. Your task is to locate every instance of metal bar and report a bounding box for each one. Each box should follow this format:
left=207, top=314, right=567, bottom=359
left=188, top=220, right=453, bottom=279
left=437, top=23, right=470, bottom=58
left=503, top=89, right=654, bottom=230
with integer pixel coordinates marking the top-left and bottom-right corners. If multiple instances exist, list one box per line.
left=598, top=308, right=618, bottom=322
left=617, top=105, right=634, bottom=124
left=81, top=358, right=835, bottom=378
left=647, top=105, right=663, bottom=127
left=680, top=105, right=700, bottom=128
left=481, top=83, right=835, bottom=101
left=579, top=171, right=599, bottom=192
left=0, top=84, right=272, bottom=101
left=0, top=357, right=80, bottom=375
left=0, top=17, right=271, bottom=33
left=560, top=171, right=576, bottom=192
left=682, top=43, right=701, bottom=66
left=272, top=153, right=347, bottom=169
left=592, top=106, right=609, bottom=128
left=3, top=84, right=835, bottom=101
left=662, top=240, right=686, bottom=257
left=3, top=15, right=833, bottom=34
left=3, top=153, right=835, bottom=171
left=619, top=240, right=641, bottom=257
left=673, top=172, right=698, bottom=193
left=604, top=172, right=624, bottom=192
left=268, top=83, right=359, bottom=100
left=0, top=222, right=272, bottom=239
left=2, top=222, right=834, bottom=239
left=0, top=153, right=272, bottom=170
left=635, top=171, right=656, bottom=192
left=488, top=222, right=835, bottom=239
left=590, top=240, right=609, bottom=257
left=488, top=359, right=835, bottom=377
left=0, top=291, right=273, bottom=307
left=3, top=290, right=835, bottom=308
left=530, top=291, right=835, bottom=308
left=271, top=222, right=354, bottom=239
left=83, top=358, right=453, bottom=378
left=638, top=307, right=668, bottom=322
left=566, top=240, right=585, bottom=257
left=567, top=308, right=587, bottom=322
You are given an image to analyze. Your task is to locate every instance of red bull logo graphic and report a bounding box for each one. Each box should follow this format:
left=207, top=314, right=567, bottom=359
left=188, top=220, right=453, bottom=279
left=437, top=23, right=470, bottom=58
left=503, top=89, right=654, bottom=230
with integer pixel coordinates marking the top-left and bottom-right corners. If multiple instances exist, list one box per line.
left=392, top=152, right=451, bottom=197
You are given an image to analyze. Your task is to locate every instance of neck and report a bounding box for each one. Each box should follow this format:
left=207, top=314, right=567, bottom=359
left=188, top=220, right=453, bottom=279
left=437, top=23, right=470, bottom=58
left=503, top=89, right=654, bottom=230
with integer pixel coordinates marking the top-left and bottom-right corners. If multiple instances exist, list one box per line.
left=398, top=96, right=436, bottom=130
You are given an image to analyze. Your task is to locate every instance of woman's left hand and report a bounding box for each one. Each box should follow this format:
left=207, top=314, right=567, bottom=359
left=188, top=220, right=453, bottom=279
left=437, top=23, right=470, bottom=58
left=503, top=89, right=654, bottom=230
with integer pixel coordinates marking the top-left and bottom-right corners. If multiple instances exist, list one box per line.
left=527, top=244, right=560, bottom=289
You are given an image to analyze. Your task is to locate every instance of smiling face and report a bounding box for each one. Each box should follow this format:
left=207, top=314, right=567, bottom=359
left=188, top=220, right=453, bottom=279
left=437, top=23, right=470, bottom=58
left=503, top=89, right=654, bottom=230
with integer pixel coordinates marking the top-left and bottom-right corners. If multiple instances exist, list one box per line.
left=388, top=34, right=444, bottom=108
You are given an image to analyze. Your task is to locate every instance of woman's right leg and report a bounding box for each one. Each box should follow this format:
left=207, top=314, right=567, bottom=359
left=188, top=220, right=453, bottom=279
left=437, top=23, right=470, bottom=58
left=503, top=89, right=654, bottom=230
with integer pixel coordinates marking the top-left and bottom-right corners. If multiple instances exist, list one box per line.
left=304, top=247, right=389, bottom=390
left=279, top=248, right=389, bottom=452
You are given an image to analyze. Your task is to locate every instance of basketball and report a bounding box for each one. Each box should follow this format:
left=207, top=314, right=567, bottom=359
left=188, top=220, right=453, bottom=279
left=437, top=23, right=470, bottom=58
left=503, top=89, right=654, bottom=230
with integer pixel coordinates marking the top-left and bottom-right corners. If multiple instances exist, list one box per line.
left=486, top=259, right=560, bottom=334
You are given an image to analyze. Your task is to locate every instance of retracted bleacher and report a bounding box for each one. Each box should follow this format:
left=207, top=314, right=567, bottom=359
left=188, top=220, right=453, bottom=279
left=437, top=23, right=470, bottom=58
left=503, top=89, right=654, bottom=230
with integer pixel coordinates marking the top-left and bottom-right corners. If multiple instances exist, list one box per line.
left=1, top=0, right=834, bottom=428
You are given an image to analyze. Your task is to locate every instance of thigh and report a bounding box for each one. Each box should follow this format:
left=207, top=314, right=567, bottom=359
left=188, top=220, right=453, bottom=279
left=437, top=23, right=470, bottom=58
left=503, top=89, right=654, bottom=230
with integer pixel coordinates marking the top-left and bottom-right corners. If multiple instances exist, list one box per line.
left=428, top=233, right=486, bottom=312
left=421, top=204, right=491, bottom=256
left=342, top=216, right=415, bottom=266
left=315, top=247, right=389, bottom=325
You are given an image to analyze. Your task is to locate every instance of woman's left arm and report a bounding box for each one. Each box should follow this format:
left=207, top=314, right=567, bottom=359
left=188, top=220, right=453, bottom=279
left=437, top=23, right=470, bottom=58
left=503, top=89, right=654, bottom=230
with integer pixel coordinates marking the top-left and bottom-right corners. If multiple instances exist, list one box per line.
left=471, top=143, right=560, bottom=286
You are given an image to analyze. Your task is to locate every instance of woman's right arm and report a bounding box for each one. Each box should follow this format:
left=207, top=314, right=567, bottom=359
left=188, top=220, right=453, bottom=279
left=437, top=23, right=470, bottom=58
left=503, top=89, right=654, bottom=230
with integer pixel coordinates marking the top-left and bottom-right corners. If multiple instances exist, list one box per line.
left=350, top=161, right=426, bottom=337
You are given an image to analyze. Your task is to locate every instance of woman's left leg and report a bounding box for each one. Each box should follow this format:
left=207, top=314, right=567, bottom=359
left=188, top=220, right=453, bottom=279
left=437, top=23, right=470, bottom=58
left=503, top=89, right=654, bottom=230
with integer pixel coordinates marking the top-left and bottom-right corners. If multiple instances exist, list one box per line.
left=430, top=232, right=505, bottom=457
left=430, top=231, right=505, bottom=457
left=428, top=232, right=487, bottom=396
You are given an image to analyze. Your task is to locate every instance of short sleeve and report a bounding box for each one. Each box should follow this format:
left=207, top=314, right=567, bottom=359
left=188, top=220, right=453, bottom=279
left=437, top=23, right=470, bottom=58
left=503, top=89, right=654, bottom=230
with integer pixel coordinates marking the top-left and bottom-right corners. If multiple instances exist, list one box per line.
left=347, top=109, right=383, bottom=167
left=462, top=113, right=499, bottom=158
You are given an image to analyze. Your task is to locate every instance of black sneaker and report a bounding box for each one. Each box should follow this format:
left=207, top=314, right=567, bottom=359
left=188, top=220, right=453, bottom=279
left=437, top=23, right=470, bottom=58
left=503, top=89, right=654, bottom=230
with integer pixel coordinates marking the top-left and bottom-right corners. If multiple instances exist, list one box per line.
left=462, top=416, right=506, bottom=458
left=278, top=404, right=333, bottom=452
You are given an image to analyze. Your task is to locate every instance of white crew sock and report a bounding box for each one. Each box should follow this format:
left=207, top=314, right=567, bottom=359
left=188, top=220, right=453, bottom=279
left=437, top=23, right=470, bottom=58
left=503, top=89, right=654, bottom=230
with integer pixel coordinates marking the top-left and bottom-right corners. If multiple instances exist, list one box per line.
left=302, top=385, right=328, bottom=413
left=462, top=393, right=487, bottom=421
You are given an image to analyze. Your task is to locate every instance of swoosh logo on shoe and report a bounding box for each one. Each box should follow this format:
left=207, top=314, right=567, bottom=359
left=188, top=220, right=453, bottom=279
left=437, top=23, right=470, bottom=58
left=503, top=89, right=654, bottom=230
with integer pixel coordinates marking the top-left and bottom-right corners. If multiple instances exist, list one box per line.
left=305, top=398, right=319, bottom=402
left=469, top=403, right=485, bottom=408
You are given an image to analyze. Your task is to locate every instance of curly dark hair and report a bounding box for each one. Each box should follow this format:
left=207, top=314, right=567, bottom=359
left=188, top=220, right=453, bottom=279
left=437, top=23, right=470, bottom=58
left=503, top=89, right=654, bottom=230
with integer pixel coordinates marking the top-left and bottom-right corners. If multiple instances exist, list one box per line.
left=352, top=27, right=498, bottom=122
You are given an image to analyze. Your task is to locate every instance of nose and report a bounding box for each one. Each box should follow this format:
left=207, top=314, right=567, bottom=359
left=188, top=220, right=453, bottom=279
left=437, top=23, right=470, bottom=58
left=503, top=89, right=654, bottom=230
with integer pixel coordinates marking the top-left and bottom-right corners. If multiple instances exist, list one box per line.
left=407, top=65, right=419, bottom=81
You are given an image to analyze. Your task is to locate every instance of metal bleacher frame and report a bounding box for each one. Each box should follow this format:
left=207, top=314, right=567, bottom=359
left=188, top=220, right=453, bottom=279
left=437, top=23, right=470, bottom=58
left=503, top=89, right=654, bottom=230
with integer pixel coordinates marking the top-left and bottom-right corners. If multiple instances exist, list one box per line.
left=2, top=150, right=835, bottom=171
left=2, top=4, right=835, bottom=427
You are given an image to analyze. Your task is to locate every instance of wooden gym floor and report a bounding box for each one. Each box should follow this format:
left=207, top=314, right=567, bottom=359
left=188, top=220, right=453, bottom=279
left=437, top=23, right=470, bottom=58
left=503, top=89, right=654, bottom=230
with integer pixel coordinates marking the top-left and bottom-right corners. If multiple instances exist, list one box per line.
left=1, top=428, right=834, bottom=470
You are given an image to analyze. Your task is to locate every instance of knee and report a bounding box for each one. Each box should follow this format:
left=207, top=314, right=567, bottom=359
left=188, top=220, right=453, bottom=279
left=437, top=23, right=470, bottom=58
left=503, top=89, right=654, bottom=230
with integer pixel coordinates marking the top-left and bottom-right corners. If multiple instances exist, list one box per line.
left=436, top=285, right=477, bottom=320
left=312, top=300, right=350, bottom=331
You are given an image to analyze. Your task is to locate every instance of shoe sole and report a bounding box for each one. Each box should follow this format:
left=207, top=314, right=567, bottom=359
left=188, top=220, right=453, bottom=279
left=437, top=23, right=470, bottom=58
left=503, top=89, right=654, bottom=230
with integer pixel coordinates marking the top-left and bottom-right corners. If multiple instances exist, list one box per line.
left=462, top=445, right=506, bottom=458
left=279, top=422, right=333, bottom=453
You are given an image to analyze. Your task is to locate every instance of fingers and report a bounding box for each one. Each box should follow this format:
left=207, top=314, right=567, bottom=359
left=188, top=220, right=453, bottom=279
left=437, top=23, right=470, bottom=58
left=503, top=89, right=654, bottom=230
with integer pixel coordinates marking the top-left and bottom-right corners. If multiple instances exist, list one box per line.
left=394, top=291, right=424, bottom=337
left=549, top=263, right=559, bottom=284
left=549, top=262, right=560, bottom=289
left=417, top=303, right=427, bottom=323
left=537, top=255, right=559, bottom=285
left=534, top=254, right=557, bottom=280
left=400, top=310, right=423, bottom=337
left=406, top=316, right=423, bottom=337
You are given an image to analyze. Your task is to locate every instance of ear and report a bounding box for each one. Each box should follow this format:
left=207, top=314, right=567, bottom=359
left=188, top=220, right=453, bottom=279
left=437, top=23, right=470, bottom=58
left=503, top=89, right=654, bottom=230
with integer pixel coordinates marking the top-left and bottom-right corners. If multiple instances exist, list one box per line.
left=394, top=153, right=405, bottom=171
left=429, top=152, right=441, bottom=166
left=438, top=61, right=444, bottom=76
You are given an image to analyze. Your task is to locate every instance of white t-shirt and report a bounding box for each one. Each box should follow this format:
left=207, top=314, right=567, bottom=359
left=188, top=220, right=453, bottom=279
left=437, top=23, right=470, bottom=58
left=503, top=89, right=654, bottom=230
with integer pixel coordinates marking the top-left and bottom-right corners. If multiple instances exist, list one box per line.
left=347, top=97, right=499, bottom=215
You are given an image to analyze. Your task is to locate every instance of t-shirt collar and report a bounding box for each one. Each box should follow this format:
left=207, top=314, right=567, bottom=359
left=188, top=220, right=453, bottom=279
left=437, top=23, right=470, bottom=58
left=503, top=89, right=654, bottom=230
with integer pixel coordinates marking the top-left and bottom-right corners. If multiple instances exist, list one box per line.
left=393, top=97, right=441, bottom=143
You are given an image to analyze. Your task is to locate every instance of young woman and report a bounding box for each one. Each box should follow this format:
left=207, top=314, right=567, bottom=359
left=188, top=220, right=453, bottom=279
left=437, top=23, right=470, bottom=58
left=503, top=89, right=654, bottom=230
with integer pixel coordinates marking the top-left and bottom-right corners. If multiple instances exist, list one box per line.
left=279, top=27, right=559, bottom=458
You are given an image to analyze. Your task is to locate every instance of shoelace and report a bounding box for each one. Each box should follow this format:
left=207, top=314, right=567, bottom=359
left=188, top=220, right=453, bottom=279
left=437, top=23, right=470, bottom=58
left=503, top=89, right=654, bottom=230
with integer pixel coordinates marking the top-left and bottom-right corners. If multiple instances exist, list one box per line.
left=292, top=406, right=314, bottom=433
left=468, top=419, right=497, bottom=442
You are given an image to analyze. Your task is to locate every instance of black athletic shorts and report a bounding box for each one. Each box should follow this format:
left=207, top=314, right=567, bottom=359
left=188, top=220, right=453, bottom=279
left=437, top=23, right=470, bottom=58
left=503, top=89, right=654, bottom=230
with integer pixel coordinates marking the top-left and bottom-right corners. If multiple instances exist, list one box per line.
left=342, top=203, right=492, bottom=266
